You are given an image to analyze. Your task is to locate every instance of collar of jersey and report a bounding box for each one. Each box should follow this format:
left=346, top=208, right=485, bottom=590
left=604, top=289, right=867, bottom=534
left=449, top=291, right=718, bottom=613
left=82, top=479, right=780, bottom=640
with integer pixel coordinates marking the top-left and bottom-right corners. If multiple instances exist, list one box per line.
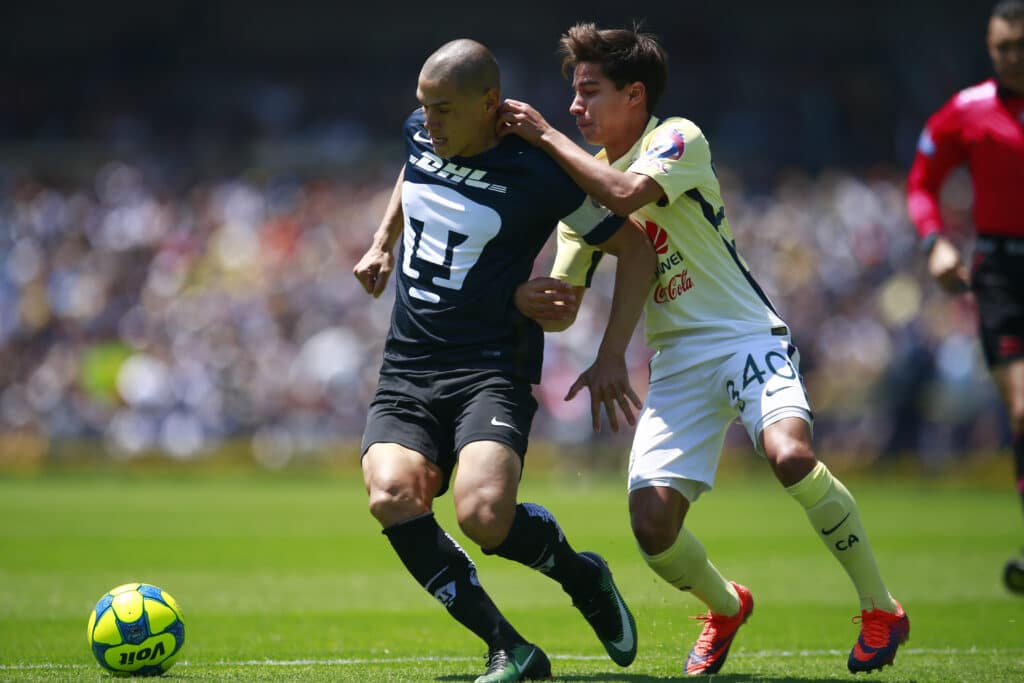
left=596, top=116, right=662, bottom=170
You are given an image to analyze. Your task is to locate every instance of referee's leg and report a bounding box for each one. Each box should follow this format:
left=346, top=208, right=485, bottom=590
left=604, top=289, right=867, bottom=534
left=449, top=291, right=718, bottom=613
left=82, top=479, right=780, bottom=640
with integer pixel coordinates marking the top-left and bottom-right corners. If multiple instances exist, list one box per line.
left=991, top=357, right=1024, bottom=594
left=991, top=357, right=1024, bottom=520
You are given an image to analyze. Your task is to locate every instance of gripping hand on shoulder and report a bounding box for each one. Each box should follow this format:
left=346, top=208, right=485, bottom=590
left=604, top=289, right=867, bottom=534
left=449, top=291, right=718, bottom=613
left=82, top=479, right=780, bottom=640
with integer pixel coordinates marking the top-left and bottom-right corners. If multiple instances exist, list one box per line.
left=497, top=99, right=552, bottom=146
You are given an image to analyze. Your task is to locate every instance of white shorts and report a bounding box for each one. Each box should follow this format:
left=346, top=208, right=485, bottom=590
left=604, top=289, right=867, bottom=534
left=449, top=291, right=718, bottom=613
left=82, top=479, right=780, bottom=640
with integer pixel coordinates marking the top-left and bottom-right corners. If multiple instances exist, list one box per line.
left=627, top=330, right=813, bottom=502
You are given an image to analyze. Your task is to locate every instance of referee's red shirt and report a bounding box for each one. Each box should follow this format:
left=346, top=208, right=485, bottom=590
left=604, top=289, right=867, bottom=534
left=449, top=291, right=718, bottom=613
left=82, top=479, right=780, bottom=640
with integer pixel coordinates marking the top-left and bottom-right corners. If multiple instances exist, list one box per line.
left=907, top=78, right=1024, bottom=239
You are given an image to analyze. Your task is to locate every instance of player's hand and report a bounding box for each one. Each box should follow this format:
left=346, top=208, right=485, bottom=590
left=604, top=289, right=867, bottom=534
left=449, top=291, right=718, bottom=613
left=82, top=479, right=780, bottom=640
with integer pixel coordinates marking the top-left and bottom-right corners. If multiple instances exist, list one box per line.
left=353, top=246, right=394, bottom=297
left=497, top=99, right=551, bottom=146
left=514, top=277, right=578, bottom=321
left=927, top=235, right=970, bottom=295
left=565, top=353, right=642, bottom=433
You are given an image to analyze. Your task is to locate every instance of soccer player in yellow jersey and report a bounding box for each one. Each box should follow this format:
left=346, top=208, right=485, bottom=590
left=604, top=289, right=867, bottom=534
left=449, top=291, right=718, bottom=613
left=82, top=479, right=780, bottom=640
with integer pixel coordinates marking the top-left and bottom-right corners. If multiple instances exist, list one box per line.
left=499, top=23, right=909, bottom=675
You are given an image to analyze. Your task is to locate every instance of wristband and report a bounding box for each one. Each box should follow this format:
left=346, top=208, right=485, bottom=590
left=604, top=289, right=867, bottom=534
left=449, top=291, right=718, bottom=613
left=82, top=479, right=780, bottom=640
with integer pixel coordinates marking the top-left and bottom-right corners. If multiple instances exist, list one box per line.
left=920, top=232, right=939, bottom=254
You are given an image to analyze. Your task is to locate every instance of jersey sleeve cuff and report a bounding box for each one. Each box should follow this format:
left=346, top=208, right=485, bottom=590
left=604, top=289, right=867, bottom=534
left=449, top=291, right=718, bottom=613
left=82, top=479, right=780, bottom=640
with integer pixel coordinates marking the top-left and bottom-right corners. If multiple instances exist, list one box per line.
left=582, top=214, right=623, bottom=246
left=630, top=166, right=678, bottom=207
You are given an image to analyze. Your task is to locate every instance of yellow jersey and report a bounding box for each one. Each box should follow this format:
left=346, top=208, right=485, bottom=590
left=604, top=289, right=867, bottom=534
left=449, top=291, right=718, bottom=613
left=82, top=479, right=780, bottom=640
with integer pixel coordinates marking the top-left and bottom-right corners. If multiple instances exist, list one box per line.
left=551, top=116, right=785, bottom=374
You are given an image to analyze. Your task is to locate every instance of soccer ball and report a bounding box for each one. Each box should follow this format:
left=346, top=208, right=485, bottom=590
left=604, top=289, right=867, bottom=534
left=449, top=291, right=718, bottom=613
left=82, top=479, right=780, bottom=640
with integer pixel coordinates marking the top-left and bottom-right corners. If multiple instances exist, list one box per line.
left=86, top=583, right=186, bottom=676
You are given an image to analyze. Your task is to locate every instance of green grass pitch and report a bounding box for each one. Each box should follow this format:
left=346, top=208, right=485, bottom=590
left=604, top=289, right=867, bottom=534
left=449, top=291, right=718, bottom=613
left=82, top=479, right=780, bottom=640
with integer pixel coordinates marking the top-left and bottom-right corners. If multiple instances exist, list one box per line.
left=1, top=463, right=1022, bottom=681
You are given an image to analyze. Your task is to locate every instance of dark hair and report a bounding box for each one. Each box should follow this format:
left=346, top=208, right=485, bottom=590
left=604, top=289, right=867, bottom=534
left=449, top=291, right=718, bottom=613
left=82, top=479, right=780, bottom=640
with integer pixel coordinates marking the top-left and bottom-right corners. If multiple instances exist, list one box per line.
left=558, top=22, right=668, bottom=116
left=993, top=0, right=1024, bottom=21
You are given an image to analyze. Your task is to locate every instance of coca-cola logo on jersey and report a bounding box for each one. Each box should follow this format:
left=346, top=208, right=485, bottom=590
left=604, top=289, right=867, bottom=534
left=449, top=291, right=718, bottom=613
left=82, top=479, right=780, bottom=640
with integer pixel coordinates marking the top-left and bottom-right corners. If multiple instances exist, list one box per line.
left=653, top=271, right=693, bottom=303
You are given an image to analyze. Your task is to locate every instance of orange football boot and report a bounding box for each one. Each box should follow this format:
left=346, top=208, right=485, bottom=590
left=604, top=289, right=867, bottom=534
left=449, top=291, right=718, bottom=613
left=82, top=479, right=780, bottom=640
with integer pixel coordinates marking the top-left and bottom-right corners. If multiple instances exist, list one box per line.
left=684, top=582, right=754, bottom=675
left=847, top=600, right=909, bottom=673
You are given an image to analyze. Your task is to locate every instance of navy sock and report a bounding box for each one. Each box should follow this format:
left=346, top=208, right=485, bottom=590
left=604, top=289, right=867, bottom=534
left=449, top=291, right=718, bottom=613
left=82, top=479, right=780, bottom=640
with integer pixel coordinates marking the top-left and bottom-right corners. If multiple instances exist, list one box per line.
left=486, top=503, right=600, bottom=600
left=383, top=513, right=520, bottom=648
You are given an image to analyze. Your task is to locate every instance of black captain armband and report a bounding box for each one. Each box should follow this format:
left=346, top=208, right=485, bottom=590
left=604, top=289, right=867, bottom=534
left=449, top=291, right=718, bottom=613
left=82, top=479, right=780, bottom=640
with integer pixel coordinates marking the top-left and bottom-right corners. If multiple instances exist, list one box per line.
left=920, top=232, right=940, bottom=254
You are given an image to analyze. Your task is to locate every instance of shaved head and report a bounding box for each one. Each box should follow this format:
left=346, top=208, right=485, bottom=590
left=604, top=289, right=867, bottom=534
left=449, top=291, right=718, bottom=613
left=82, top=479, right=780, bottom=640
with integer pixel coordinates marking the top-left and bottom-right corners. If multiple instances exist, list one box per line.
left=421, top=39, right=500, bottom=95
left=415, top=39, right=502, bottom=158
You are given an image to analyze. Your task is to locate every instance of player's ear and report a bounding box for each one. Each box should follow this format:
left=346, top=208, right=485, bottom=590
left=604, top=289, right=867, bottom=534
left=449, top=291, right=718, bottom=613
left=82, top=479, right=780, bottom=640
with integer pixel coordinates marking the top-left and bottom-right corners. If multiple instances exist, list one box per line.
left=627, top=82, right=646, bottom=107
left=484, top=88, right=500, bottom=113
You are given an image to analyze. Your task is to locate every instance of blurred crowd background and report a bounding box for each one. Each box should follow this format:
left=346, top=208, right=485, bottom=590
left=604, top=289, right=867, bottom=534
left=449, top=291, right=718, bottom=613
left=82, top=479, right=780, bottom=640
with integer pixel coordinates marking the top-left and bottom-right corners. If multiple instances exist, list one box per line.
left=0, top=1, right=1008, bottom=466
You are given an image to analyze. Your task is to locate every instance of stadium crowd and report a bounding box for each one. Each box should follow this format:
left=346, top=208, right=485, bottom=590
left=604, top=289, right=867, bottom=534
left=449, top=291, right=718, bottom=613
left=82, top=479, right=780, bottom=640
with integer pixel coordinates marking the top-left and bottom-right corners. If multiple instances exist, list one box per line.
left=0, top=152, right=1003, bottom=466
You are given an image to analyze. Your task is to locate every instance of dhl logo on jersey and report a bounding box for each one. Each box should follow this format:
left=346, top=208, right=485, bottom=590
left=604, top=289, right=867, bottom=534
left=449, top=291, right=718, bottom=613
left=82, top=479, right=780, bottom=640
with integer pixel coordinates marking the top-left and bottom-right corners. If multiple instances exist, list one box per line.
left=408, top=150, right=508, bottom=194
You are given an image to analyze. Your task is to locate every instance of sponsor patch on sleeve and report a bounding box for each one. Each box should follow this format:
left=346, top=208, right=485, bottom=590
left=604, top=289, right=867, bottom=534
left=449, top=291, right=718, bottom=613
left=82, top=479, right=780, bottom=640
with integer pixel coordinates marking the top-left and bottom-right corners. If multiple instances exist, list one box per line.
left=644, top=127, right=687, bottom=161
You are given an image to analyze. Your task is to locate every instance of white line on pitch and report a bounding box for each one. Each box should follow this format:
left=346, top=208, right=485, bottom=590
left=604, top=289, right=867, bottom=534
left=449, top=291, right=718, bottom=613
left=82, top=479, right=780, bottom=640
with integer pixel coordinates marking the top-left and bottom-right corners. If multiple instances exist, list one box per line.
left=2, top=647, right=1022, bottom=671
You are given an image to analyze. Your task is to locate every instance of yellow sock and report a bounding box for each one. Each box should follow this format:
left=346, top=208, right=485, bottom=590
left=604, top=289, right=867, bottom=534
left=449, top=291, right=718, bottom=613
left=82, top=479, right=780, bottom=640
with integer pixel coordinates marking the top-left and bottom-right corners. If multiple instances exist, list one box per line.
left=787, top=461, right=897, bottom=612
left=641, top=527, right=740, bottom=616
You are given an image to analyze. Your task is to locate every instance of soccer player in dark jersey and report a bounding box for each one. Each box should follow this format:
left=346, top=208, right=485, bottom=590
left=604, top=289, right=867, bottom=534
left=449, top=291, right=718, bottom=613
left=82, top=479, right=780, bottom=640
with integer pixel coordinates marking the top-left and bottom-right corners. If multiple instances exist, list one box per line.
left=907, top=0, right=1024, bottom=595
left=352, top=39, right=654, bottom=682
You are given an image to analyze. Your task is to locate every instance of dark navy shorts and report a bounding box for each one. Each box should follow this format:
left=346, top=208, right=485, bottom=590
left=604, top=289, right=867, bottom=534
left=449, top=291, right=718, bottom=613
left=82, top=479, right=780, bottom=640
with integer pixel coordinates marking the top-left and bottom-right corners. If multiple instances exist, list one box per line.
left=973, top=237, right=1024, bottom=368
left=361, top=368, right=538, bottom=496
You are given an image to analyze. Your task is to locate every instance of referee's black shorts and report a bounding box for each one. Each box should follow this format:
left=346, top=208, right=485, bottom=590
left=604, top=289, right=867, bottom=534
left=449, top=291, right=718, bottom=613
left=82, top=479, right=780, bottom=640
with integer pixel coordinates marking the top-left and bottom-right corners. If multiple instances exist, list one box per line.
left=973, top=236, right=1024, bottom=368
left=361, top=368, right=538, bottom=497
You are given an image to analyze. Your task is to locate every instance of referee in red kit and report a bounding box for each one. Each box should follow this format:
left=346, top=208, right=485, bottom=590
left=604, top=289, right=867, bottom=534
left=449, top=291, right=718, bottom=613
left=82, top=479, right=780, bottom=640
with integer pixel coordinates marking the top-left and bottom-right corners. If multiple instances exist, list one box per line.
left=907, top=0, right=1024, bottom=595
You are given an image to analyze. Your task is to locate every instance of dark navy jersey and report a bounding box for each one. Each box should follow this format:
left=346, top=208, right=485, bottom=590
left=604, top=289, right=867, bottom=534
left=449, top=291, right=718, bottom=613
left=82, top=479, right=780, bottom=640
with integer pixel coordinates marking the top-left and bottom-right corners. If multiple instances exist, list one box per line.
left=381, top=108, right=622, bottom=383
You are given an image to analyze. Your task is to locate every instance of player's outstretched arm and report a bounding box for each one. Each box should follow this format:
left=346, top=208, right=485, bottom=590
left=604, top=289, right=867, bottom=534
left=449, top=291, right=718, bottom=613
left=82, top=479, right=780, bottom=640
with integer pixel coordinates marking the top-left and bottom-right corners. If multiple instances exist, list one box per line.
left=499, top=99, right=663, bottom=216
left=353, top=166, right=405, bottom=297
left=566, top=218, right=655, bottom=433
left=513, top=277, right=583, bottom=332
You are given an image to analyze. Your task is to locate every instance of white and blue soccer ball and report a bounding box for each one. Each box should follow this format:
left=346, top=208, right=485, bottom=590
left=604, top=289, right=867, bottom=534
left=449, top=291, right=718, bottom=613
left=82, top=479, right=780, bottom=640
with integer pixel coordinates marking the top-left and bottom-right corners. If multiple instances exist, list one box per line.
left=87, top=583, right=185, bottom=676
